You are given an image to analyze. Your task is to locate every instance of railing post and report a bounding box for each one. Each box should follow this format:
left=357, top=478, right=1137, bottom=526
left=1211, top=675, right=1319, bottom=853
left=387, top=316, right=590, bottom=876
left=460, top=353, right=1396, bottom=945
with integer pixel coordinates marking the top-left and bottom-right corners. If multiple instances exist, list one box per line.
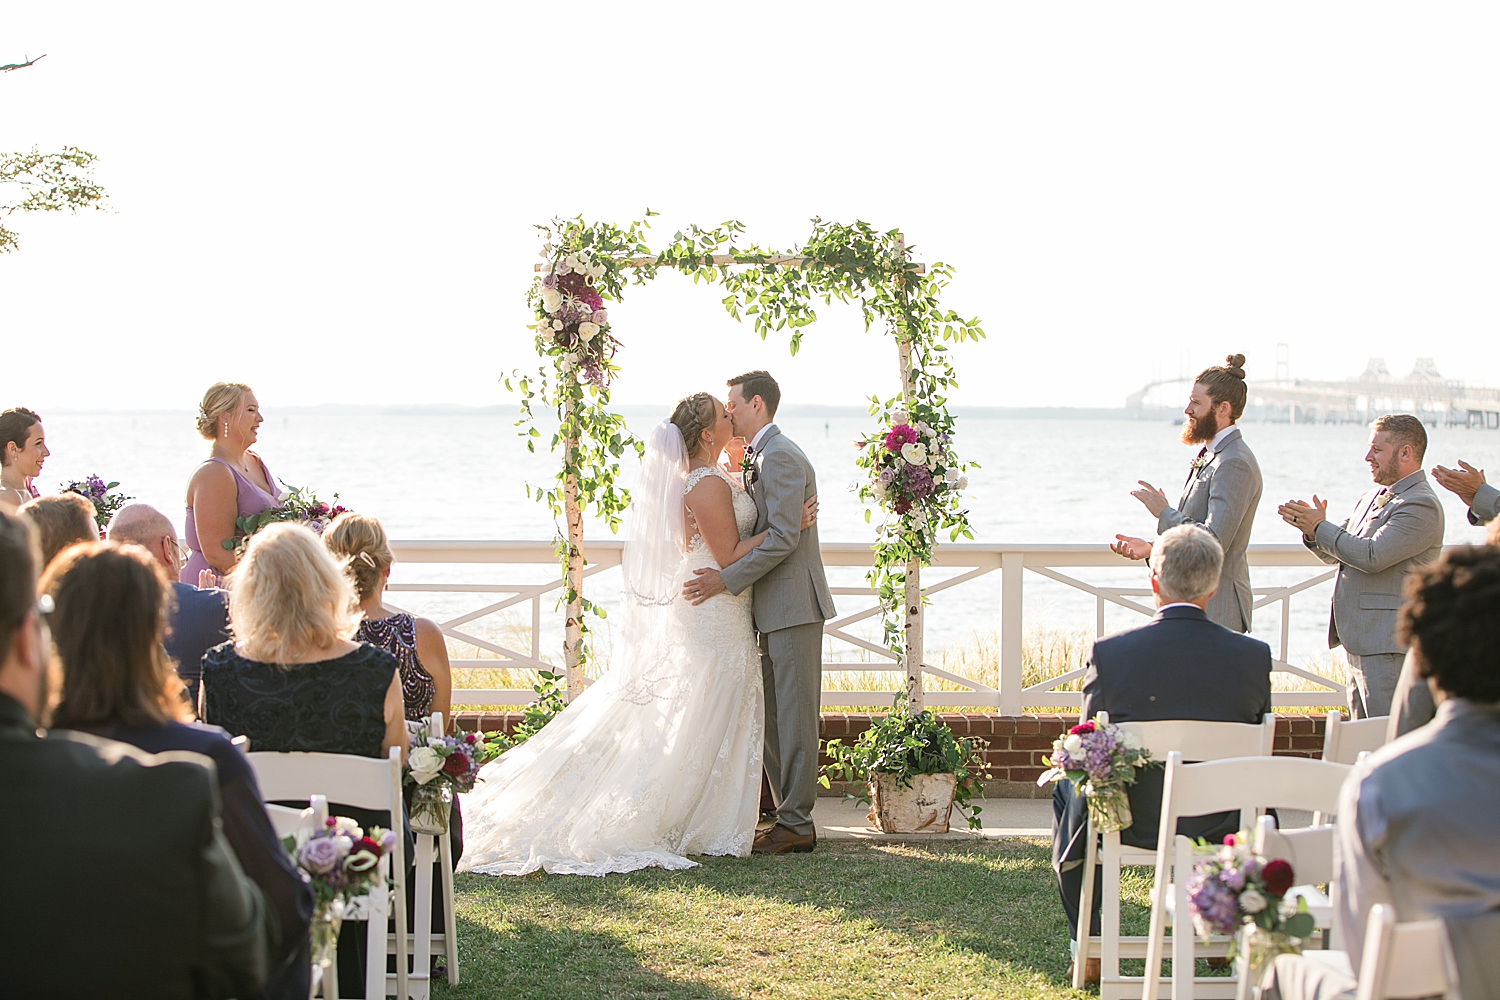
left=1000, top=551, right=1024, bottom=716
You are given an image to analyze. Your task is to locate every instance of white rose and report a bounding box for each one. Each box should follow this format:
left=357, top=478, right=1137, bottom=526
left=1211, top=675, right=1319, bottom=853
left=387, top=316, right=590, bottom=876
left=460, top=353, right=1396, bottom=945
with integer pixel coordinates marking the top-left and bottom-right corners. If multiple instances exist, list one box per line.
left=588, top=263, right=605, bottom=279
left=917, top=421, right=936, bottom=438
left=562, top=352, right=580, bottom=368
left=408, top=747, right=445, bottom=785
left=1063, top=733, right=1084, bottom=759
left=563, top=255, right=580, bottom=271
left=872, top=481, right=888, bottom=500
left=540, top=287, right=563, bottom=313
left=956, top=476, right=968, bottom=490
left=927, top=455, right=940, bottom=472
left=892, top=410, right=910, bottom=425
left=331, top=817, right=363, bottom=840
left=944, top=467, right=962, bottom=484
left=901, top=442, right=927, bottom=465
left=578, top=322, right=599, bottom=343
left=1239, top=888, right=1267, bottom=914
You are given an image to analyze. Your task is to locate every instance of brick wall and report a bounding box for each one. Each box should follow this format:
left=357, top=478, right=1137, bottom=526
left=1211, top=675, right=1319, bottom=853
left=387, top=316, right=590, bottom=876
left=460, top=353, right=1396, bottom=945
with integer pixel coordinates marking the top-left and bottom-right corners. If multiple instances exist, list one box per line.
left=453, top=710, right=1329, bottom=798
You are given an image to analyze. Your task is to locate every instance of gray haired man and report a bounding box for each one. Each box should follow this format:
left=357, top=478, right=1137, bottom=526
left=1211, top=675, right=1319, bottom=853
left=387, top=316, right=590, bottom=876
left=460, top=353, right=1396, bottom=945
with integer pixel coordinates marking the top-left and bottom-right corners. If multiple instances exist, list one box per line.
left=682, top=371, right=835, bottom=855
left=1280, top=415, right=1445, bottom=719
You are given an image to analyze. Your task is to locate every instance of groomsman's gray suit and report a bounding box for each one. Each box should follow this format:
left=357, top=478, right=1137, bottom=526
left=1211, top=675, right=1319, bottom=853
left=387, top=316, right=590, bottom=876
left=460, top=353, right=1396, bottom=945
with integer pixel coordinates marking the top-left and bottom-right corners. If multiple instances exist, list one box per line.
left=719, top=425, right=836, bottom=838
left=1157, top=427, right=1262, bottom=632
left=1303, top=470, right=1444, bottom=718
left=1467, top=481, right=1499, bottom=526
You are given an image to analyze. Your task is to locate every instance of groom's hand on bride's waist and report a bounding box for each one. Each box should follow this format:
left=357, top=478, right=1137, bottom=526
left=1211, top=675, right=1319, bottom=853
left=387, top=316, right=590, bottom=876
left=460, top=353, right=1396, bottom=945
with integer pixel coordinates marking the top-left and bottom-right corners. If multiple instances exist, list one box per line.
left=683, top=567, right=726, bottom=605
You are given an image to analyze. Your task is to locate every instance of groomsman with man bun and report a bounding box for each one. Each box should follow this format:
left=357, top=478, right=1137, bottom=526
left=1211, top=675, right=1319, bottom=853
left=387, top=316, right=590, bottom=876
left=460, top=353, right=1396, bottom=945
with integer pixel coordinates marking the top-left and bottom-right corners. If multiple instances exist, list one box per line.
left=1112, top=354, right=1262, bottom=632
left=1279, top=414, right=1445, bottom=719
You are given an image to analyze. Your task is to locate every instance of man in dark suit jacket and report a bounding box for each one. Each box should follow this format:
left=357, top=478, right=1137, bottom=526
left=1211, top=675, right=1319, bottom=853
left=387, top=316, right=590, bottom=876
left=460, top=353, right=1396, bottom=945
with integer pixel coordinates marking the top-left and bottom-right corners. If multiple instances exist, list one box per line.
left=0, top=511, right=270, bottom=999
left=108, top=503, right=230, bottom=706
left=1054, top=524, right=1273, bottom=976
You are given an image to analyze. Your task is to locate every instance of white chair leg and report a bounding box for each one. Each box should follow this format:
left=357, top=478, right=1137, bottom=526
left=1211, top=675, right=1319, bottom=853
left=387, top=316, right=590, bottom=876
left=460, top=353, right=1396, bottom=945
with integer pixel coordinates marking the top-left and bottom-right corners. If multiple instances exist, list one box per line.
left=439, top=833, right=459, bottom=984
left=1144, top=848, right=1170, bottom=1000
left=412, top=835, right=435, bottom=998
left=1234, top=925, right=1253, bottom=1000
left=321, top=958, right=337, bottom=1000
left=394, top=855, right=409, bottom=1000
left=365, top=863, right=390, bottom=1000
left=1171, top=836, right=1194, bottom=1000
left=1101, top=832, right=1123, bottom=985
left=1074, top=817, right=1098, bottom=989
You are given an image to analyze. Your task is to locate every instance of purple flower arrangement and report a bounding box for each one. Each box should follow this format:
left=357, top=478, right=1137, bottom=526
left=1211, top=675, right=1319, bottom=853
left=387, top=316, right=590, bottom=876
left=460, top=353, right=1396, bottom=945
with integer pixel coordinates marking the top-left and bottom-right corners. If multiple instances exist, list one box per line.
left=1186, top=833, right=1315, bottom=981
left=536, top=254, right=619, bottom=389
left=856, top=411, right=968, bottom=519
left=62, top=475, right=131, bottom=531
left=406, top=729, right=502, bottom=795
left=1035, top=714, right=1155, bottom=832
left=284, top=816, right=396, bottom=906
left=223, top=482, right=349, bottom=553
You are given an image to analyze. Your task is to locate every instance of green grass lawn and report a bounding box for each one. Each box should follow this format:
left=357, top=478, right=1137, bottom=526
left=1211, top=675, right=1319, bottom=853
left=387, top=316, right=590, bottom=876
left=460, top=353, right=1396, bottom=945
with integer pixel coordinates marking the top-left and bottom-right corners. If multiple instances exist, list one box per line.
left=434, top=838, right=1143, bottom=1000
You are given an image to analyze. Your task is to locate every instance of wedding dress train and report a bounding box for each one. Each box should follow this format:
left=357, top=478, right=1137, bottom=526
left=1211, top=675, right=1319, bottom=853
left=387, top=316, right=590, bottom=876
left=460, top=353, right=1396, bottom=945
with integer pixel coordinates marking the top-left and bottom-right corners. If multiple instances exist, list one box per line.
left=458, top=462, right=763, bottom=876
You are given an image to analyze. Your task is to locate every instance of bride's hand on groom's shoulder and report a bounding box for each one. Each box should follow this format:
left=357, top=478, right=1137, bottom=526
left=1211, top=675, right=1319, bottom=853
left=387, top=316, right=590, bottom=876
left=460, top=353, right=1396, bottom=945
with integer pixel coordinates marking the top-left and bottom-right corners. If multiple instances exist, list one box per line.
left=683, top=567, right=725, bottom=606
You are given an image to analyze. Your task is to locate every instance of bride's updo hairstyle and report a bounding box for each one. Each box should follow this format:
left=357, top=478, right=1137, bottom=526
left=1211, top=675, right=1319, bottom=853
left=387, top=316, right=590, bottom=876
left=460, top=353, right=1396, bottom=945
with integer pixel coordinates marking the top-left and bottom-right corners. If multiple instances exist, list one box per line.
left=670, top=392, right=716, bottom=460
left=1194, top=353, right=1249, bottom=422
left=323, top=511, right=394, bottom=603
left=196, top=382, right=253, bottom=439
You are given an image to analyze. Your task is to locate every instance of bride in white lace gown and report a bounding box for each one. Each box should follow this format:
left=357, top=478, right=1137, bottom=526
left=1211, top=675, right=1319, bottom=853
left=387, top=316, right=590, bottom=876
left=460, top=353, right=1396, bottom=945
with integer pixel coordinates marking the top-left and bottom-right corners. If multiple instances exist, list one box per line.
left=458, top=394, right=816, bottom=876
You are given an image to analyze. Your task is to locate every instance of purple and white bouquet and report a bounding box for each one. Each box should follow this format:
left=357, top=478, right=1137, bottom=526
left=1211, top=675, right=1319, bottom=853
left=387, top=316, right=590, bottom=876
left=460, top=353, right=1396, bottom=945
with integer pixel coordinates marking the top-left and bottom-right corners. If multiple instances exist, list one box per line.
left=1186, top=833, right=1315, bottom=984
left=405, top=728, right=505, bottom=834
left=283, top=815, right=396, bottom=968
left=856, top=410, right=968, bottom=519
left=62, top=474, right=131, bottom=532
left=1035, top=714, right=1155, bottom=832
left=534, top=253, right=620, bottom=389
left=224, top=482, right=349, bottom=552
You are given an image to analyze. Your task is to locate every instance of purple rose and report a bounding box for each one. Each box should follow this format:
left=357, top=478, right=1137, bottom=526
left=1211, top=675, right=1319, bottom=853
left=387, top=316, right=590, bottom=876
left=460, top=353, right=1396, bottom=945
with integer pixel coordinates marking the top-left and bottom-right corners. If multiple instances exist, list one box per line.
left=379, top=830, right=398, bottom=852
left=298, top=836, right=342, bottom=875
left=592, top=309, right=608, bottom=325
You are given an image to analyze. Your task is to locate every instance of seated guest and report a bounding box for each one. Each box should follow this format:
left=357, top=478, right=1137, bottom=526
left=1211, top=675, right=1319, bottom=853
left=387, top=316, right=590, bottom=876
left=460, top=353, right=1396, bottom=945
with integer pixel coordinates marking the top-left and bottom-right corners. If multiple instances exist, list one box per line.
left=0, top=512, right=270, bottom=998
left=0, top=406, right=47, bottom=514
left=43, top=540, right=313, bottom=1000
left=1263, top=545, right=1500, bottom=999
left=1053, top=524, right=1273, bottom=980
left=18, top=491, right=96, bottom=566
left=107, top=503, right=230, bottom=708
left=201, top=521, right=405, bottom=998
left=1387, top=516, right=1500, bottom=740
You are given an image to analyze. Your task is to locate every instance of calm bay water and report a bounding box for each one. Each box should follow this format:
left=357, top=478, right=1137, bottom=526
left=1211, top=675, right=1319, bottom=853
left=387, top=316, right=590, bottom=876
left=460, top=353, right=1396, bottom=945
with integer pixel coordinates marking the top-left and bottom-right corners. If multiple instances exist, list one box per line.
left=37, top=410, right=1500, bottom=673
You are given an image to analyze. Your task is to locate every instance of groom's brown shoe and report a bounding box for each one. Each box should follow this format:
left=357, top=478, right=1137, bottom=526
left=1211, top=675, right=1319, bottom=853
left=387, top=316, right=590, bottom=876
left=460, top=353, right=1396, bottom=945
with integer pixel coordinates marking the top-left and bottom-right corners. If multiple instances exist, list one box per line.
left=751, top=823, right=816, bottom=854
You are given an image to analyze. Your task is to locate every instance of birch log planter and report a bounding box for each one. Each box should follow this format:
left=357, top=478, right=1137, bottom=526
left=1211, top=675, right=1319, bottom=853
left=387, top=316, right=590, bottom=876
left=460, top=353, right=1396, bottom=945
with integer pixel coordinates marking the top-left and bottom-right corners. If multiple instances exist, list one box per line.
left=866, top=773, right=958, bottom=833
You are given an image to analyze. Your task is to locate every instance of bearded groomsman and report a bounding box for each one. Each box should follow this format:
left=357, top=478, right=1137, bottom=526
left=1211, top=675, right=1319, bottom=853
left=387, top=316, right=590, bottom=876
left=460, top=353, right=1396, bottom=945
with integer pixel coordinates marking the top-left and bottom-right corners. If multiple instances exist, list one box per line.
left=1430, top=458, right=1499, bottom=526
left=1279, top=414, right=1445, bottom=719
left=1112, top=355, right=1262, bottom=632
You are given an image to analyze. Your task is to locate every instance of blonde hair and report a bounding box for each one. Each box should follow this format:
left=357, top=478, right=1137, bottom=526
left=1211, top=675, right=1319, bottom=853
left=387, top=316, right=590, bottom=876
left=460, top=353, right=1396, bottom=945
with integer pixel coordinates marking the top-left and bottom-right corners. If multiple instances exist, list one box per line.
left=228, top=522, right=359, bottom=664
left=196, top=382, right=252, bottom=440
left=323, top=512, right=393, bottom=602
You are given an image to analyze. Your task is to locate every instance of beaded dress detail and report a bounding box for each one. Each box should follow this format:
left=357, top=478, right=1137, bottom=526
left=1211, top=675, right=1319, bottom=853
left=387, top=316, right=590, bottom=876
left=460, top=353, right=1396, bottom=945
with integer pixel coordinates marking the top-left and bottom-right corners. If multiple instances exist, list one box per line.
left=459, top=465, right=764, bottom=876
left=357, top=613, right=436, bottom=721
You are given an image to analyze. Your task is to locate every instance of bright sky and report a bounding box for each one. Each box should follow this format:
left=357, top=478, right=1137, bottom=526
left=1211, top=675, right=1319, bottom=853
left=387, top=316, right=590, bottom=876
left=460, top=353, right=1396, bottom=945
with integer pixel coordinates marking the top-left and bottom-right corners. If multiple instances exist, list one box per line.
left=4, top=4, right=1498, bottom=414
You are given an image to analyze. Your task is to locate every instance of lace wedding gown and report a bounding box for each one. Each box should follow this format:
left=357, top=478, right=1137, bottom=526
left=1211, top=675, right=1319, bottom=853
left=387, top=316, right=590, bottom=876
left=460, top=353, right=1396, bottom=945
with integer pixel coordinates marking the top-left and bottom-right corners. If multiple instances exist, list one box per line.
left=458, top=465, right=764, bottom=876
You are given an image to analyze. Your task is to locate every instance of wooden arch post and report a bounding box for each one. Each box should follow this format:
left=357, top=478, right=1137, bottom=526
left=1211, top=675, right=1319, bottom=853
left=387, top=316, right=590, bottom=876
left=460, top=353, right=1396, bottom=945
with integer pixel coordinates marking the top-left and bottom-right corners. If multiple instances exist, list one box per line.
left=894, top=233, right=923, bottom=712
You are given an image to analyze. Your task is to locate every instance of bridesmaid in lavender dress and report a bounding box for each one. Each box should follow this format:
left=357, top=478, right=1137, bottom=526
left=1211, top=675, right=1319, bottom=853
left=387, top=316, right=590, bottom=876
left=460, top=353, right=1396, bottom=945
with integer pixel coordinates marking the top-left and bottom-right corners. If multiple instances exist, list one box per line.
left=182, top=383, right=280, bottom=585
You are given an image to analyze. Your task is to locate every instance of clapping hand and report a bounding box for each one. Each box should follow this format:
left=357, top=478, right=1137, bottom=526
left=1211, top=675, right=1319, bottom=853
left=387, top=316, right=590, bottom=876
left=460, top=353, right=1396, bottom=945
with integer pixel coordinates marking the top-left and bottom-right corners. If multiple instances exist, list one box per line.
left=1111, top=535, right=1152, bottom=561
left=1279, top=496, right=1328, bottom=538
left=1432, top=460, right=1486, bottom=506
left=198, top=568, right=223, bottom=590
left=1130, top=481, right=1171, bottom=518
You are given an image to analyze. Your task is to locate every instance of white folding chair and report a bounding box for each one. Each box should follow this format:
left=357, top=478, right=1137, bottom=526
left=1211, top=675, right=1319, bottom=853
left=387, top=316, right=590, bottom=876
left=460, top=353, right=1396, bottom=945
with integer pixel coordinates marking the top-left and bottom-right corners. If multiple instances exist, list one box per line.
left=1322, top=711, right=1389, bottom=765
left=264, top=793, right=330, bottom=841
left=395, top=713, right=460, bottom=996
left=1142, top=753, right=1351, bottom=1000
left=249, top=748, right=410, bottom=1000
left=1072, top=713, right=1277, bottom=997
left=1265, top=905, right=1458, bottom=1000
left=1234, top=816, right=1337, bottom=999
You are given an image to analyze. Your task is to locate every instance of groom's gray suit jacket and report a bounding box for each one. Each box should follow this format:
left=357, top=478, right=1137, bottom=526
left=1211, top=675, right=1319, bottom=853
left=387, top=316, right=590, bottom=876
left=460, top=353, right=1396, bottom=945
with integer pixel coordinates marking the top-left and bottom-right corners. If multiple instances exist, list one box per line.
left=719, top=425, right=835, bottom=632
left=1157, top=427, right=1262, bottom=632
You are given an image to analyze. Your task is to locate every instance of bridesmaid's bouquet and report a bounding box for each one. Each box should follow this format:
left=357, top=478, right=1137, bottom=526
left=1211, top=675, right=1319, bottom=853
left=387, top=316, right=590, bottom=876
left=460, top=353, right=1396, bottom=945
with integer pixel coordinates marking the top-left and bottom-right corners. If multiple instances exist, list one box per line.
left=62, top=474, right=131, bottom=531
left=224, top=482, right=350, bottom=552
left=1036, top=714, right=1156, bottom=832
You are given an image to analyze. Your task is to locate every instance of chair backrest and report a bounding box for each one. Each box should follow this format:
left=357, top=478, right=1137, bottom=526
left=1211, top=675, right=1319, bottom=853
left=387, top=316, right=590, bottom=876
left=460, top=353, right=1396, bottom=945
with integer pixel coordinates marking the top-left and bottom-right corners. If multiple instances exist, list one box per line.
left=428, top=712, right=443, bottom=739
left=248, top=747, right=402, bottom=813
left=1252, top=814, right=1334, bottom=885
left=264, top=794, right=329, bottom=840
left=1158, top=752, right=1352, bottom=845
left=1099, top=711, right=1276, bottom=761
left=1356, top=904, right=1457, bottom=1000
left=1325, top=711, right=1390, bottom=765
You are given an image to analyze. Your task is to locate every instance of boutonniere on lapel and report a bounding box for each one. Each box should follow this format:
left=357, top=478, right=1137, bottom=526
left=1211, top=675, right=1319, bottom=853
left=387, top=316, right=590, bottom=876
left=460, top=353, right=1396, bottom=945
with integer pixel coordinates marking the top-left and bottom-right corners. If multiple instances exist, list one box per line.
left=1190, top=451, right=1214, bottom=473
left=740, top=446, right=757, bottom=486
left=1371, top=489, right=1393, bottom=512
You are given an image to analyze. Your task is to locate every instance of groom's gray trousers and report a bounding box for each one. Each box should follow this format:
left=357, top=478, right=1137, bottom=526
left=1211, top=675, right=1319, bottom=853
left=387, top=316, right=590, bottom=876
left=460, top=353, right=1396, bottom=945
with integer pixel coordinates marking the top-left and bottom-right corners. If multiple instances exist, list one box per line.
left=759, top=622, right=824, bottom=837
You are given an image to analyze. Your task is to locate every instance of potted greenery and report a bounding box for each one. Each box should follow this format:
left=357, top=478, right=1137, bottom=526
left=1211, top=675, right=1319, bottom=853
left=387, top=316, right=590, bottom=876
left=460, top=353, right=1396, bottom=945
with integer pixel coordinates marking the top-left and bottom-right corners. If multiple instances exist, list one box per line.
left=819, top=692, right=990, bottom=833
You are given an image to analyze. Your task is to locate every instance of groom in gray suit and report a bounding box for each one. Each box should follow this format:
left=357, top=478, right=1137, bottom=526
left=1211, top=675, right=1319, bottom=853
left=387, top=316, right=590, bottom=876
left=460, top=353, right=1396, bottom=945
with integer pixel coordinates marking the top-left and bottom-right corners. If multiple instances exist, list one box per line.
left=1280, top=414, right=1445, bottom=719
left=682, top=371, right=835, bottom=854
left=1112, top=355, right=1262, bottom=632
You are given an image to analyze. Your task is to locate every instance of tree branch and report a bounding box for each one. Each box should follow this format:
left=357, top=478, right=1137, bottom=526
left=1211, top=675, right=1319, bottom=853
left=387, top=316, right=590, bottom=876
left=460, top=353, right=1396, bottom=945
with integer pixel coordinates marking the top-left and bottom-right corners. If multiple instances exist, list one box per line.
left=0, top=54, right=47, bottom=73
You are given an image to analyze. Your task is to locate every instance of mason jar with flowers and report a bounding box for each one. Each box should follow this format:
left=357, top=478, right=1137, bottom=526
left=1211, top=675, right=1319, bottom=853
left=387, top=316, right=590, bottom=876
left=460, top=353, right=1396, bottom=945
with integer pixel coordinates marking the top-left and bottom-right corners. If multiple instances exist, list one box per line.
left=405, top=729, right=503, bottom=835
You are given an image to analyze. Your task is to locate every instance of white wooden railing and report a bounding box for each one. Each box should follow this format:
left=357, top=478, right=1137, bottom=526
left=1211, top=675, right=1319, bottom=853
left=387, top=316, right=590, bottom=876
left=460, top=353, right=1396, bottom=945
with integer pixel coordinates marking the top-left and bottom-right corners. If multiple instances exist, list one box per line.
left=385, top=540, right=1350, bottom=713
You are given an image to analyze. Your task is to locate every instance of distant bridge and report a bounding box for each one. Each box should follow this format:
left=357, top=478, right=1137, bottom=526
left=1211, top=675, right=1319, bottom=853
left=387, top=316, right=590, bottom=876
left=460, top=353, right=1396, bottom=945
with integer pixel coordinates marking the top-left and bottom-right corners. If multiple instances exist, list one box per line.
left=1127, top=357, right=1500, bottom=428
